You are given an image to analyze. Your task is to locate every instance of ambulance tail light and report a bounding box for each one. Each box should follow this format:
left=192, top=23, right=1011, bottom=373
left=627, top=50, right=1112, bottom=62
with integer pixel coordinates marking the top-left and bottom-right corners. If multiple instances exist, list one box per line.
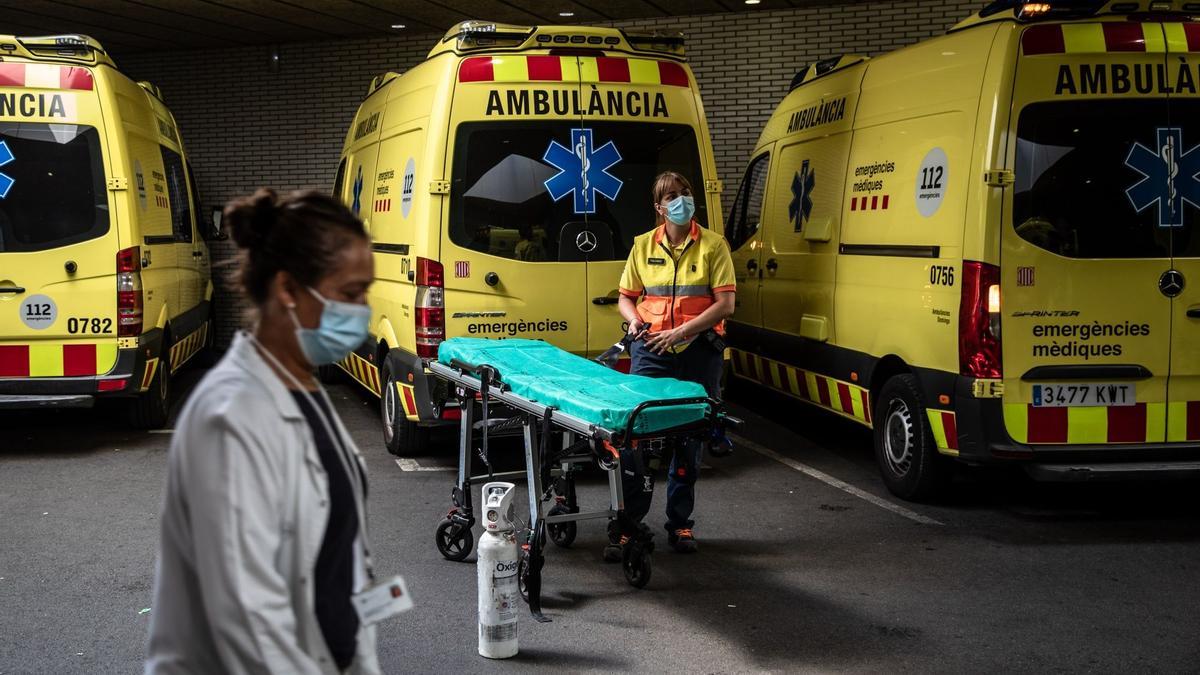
left=959, top=261, right=1002, bottom=380
left=415, top=257, right=445, bottom=360
left=116, top=246, right=143, bottom=338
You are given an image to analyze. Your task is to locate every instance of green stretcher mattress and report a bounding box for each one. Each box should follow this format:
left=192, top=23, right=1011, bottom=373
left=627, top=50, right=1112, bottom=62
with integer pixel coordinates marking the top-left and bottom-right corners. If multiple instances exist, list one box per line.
left=437, top=338, right=710, bottom=435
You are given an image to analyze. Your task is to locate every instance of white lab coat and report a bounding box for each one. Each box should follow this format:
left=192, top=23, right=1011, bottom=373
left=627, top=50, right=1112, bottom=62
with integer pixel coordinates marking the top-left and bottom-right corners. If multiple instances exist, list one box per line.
left=145, top=332, right=381, bottom=675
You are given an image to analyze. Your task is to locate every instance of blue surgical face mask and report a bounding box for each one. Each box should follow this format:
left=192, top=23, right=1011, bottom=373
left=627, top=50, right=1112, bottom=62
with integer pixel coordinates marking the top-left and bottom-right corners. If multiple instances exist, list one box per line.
left=290, top=287, right=371, bottom=366
left=665, top=195, right=695, bottom=226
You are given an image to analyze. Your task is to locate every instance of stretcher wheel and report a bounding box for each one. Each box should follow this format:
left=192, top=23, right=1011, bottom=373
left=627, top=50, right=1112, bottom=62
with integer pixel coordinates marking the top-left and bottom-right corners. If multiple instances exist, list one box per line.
left=546, top=504, right=577, bottom=548
left=622, top=545, right=652, bottom=589
left=435, top=518, right=473, bottom=561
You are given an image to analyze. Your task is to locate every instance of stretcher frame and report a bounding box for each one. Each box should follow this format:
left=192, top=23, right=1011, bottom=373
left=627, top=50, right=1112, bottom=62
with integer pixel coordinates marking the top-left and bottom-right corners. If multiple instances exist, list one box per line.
left=429, top=358, right=731, bottom=619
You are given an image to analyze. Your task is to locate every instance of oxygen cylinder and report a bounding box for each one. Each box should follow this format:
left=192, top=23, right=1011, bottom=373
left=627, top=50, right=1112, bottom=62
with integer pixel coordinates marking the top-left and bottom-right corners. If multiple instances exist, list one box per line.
left=477, top=482, right=519, bottom=659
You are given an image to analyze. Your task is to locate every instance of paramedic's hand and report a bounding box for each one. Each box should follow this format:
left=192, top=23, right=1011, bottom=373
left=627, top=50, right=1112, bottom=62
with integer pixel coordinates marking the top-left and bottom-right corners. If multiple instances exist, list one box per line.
left=627, top=318, right=645, bottom=336
left=645, top=327, right=688, bottom=354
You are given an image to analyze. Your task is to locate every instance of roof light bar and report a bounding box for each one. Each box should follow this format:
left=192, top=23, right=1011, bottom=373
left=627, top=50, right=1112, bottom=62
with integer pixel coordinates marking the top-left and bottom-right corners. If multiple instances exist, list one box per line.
left=979, top=0, right=1106, bottom=20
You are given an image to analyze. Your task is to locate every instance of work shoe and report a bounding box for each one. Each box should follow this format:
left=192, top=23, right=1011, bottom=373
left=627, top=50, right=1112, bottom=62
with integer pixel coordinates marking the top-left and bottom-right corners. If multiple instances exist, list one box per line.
left=602, top=534, right=631, bottom=563
left=667, top=528, right=697, bottom=554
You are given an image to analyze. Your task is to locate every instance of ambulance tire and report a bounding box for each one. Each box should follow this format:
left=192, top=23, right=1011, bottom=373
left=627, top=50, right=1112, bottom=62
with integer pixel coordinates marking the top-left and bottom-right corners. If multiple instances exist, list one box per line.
left=873, top=374, right=950, bottom=502
left=381, top=360, right=428, bottom=457
left=129, top=345, right=171, bottom=430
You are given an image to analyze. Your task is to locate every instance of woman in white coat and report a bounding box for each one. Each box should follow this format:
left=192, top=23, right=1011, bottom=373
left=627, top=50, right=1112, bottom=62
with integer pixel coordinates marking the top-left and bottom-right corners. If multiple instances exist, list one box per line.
left=146, top=189, right=381, bottom=674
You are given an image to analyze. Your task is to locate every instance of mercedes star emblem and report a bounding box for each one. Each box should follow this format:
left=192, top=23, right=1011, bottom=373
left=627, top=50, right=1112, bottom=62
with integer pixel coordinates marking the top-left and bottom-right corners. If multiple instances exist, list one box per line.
left=1159, top=269, right=1185, bottom=298
left=575, top=230, right=598, bottom=253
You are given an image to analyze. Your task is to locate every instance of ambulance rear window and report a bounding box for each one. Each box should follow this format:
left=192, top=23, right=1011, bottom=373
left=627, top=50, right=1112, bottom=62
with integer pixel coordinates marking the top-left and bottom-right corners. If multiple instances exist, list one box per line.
left=1014, top=100, right=1177, bottom=259
left=0, top=123, right=107, bottom=253
left=449, top=122, right=706, bottom=262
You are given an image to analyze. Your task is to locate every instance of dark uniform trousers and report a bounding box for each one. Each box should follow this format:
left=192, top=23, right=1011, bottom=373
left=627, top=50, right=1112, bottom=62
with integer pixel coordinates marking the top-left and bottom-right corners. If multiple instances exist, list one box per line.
left=614, top=336, right=722, bottom=535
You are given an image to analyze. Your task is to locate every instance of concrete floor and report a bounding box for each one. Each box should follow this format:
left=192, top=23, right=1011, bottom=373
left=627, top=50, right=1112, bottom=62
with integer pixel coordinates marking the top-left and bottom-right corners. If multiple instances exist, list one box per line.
left=1, top=367, right=1198, bottom=674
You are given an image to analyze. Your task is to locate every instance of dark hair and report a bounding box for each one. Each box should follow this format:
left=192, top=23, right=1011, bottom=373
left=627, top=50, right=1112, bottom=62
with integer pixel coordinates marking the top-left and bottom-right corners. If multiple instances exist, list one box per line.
left=225, top=188, right=367, bottom=304
left=651, top=171, right=694, bottom=205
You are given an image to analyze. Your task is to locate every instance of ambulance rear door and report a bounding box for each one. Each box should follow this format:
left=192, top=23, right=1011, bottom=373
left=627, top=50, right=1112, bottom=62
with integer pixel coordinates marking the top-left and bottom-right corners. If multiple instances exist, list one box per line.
left=565, top=54, right=715, bottom=358
left=1001, top=22, right=1172, bottom=447
left=0, top=65, right=121, bottom=379
left=1162, top=24, right=1200, bottom=444
left=444, top=54, right=589, bottom=354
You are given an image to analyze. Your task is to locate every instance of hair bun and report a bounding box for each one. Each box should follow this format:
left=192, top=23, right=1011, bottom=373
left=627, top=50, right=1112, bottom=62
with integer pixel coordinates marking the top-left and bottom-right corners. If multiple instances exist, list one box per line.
left=226, top=188, right=279, bottom=251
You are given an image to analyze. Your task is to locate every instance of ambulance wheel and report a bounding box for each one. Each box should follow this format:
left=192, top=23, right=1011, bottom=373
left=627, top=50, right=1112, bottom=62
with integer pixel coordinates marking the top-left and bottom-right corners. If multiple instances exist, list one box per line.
left=546, top=504, right=577, bottom=548
left=874, top=374, right=949, bottom=502
left=435, top=518, right=473, bottom=561
left=622, top=545, right=652, bottom=589
left=382, top=360, right=428, bottom=457
left=128, top=347, right=171, bottom=430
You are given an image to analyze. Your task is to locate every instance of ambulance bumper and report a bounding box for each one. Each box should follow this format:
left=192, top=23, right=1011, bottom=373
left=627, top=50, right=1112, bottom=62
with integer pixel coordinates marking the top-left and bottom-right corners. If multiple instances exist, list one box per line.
left=0, top=394, right=94, bottom=409
left=953, top=379, right=1200, bottom=478
left=0, top=343, right=151, bottom=408
left=387, top=348, right=455, bottom=426
left=1025, top=460, right=1200, bottom=482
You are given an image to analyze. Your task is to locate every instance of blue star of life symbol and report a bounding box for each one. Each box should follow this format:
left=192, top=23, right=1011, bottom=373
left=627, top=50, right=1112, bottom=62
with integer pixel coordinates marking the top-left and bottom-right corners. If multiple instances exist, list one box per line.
left=0, top=140, right=15, bottom=199
left=1125, top=127, right=1200, bottom=228
left=789, top=159, right=814, bottom=231
left=352, top=165, right=364, bottom=215
left=543, top=129, right=623, bottom=214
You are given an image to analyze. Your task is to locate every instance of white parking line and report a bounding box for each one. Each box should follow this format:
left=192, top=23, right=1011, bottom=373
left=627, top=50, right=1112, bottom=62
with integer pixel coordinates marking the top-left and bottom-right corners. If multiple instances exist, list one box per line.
left=730, top=433, right=944, bottom=526
left=395, top=458, right=455, bottom=472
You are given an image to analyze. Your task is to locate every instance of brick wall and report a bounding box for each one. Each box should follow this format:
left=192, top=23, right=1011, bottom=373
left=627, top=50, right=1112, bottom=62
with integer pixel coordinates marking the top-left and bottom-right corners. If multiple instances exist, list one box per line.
left=120, top=0, right=983, bottom=346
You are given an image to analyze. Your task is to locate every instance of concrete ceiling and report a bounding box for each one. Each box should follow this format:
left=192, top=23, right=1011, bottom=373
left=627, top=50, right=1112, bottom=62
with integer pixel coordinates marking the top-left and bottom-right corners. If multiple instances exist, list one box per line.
left=0, top=0, right=829, bottom=54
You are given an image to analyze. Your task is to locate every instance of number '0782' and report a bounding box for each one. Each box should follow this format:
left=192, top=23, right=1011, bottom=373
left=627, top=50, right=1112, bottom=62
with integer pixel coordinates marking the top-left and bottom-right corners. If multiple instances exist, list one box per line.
left=67, top=317, right=113, bottom=334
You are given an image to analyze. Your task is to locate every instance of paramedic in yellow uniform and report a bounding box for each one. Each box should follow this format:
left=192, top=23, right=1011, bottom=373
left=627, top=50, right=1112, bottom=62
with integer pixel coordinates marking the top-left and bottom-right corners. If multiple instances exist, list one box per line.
left=606, top=171, right=736, bottom=559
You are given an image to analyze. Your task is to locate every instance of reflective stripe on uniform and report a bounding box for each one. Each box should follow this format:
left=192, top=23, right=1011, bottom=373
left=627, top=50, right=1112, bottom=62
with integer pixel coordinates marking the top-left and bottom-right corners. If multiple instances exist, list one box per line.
left=643, top=284, right=712, bottom=297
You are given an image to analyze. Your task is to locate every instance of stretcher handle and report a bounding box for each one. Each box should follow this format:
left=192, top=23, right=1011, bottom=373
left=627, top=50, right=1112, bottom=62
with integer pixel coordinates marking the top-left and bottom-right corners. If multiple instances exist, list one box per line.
left=448, top=359, right=510, bottom=393
left=620, top=396, right=720, bottom=445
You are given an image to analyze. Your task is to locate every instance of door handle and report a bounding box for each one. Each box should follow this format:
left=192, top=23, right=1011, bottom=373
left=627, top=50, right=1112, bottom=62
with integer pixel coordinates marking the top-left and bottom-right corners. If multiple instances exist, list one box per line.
left=192, top=251, right=204, bottom=258
left=1188, top=306, right=1200, bottom=319
left=766, top=258, right=778, bottom=272
left=0, top=286, right=25, bottom=294
left=592, top=296, right=619, bottom=305
left=746, top=259, right=758, bottom=271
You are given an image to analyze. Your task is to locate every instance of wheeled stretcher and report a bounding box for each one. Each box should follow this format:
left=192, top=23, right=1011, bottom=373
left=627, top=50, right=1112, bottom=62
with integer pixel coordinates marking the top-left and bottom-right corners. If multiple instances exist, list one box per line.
left=428, top=338, right=737, bottom=620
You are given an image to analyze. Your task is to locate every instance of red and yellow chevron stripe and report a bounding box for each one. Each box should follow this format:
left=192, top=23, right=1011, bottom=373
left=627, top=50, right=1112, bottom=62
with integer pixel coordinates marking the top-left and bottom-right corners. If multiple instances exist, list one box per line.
left=0, top=63, right=94, bottom=90
left=140, top=358, right=160, bottom=390
left=459, top=54, right=690, bottom=87
left=339, top=352, right=382, bottom=397
left=396, top=381, right=418, bottom=419
left=1003, top=402, right=1171, bottom=445
left=169, top=322, right=208, bottom=372
left=730, top=349, right=872, bottom=426
left=1023, top=22, right=1200, bottom=55
left=926, top=409, right=959, bottom=456
left=0, top=342, right=119, bottom=378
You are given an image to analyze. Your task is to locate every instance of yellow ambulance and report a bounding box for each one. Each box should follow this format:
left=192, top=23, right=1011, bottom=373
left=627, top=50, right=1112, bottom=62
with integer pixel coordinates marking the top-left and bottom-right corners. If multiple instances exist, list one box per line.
left=726, top=0, right=1200, bottom=500
left=334, top=22, right=722, bottom=455
left=0, top=35, right=213, bottom=428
